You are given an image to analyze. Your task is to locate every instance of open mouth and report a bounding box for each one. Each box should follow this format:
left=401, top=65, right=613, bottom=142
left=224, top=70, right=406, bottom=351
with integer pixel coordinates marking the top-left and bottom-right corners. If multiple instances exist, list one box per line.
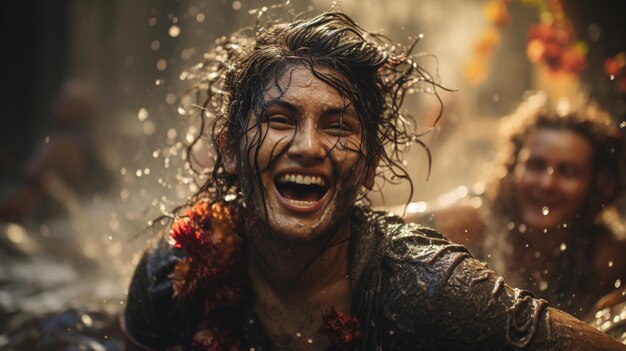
left=274, top=173, right=330, bottom=209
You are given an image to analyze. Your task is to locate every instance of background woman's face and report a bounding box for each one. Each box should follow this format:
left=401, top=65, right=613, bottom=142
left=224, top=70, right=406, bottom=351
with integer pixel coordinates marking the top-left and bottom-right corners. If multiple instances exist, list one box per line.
left=513, top=128, right=593, bottom=231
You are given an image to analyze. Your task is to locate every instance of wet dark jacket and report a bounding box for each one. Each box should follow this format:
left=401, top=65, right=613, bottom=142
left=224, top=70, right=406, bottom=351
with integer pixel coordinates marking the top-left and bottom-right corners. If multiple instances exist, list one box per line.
left=124, top=207, right=608, bottom=350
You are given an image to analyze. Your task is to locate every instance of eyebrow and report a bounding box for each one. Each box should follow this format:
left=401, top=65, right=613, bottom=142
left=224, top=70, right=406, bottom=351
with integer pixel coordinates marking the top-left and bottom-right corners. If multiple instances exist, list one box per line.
left=264, top=98, right=357, bottom=117
left=264, top=98, right=299, bottom=115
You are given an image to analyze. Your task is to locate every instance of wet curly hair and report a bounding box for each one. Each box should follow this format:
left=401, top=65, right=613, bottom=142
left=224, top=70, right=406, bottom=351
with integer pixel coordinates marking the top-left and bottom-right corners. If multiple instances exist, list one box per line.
left=181, top=11, right=446, bottom=209
left=488, top=91, right=624, bottom=226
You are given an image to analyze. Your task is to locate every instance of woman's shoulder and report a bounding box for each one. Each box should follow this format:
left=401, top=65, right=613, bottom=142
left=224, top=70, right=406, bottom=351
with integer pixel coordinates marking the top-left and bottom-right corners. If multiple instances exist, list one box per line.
left=124, top=235, right=198, bottom=349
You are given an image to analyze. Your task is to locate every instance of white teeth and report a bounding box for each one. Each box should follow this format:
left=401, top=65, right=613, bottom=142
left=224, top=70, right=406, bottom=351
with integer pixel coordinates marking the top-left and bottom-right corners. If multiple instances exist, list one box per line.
left=277, top=173, right=327, bottom=186
left=286, top=199, right=316, bottom=207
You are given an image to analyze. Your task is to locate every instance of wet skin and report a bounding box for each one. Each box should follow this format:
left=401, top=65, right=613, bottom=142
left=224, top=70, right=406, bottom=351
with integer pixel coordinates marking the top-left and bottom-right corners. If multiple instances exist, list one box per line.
left=226, top=65, right=369, bottom=241
left=513, top=128, right=593, bottom=231
left=224, top=65, right=372, bottom=350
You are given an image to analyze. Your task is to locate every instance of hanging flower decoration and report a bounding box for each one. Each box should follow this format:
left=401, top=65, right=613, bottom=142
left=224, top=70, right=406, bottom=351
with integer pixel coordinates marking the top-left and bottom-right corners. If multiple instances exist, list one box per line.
left=526, top=0, right=587, bottom=73
left=463, top=0, right=510, bottom=85
left=604, top=52, right=626, bottom=93
left=464, top=0, right=588, bottom=85
left=319, top=307, right=362, bottom=351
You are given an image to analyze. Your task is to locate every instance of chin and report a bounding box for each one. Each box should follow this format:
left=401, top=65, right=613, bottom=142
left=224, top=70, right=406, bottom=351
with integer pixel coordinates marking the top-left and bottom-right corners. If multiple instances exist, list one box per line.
left=522, top=214, right=565, bottom=232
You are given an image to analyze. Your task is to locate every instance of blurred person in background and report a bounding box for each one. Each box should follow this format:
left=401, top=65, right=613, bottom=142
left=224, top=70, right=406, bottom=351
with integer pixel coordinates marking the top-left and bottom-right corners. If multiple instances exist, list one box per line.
left=0, top=79, right=110, bottom=224
left=406, top=91, right=626, bottom=319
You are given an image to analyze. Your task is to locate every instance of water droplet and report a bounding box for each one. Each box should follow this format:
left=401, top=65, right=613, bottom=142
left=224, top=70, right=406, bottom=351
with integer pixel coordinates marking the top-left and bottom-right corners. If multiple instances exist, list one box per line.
left=150, top=40, right=160, bottom=51
left=608, top=260, right=614, bottom=267
left=136, top=169, right=143, bottom=177
left=559, top=243, right=567, bottom=252
left=169, top=25, right=181, bottom=37
left=167, top=128, right=177, bottom=140
left=306, top=339, right=313, bottom=344
left=296, top=332, right=301, bottom=337
left=156, top=59, right=167, bottom=71
left=138, top=107, right=149, bottom=121
left=148, top=17, right=157, bottom=26
left=143, top=121, right=156, bottom=135
left=44, top=136, right=50, bottom=143
left=196, top=13, right=205, bottom=22
left=518, top=224, right=527, bottom=233
left=609, top=74, right=615, bottom=80
left=615, top=279, right=622, bottom=288
left=542, top=206, right=550, bottom=215
left=80, top=314, right=93, bottom=327
left=455, top=185, right=468, bottom=198
left=539, top=281, right=548, bottom=291
left=469, top=197, right=482, bottom=209
left=166, top=93, right=177, bottom=104
left=619, top=121, right=626, bottom=129
left=232, top=1, right=241, bottom=10
left=120, top=167, right=127, bottom=175
left=406, top=201, right=427, bottom=213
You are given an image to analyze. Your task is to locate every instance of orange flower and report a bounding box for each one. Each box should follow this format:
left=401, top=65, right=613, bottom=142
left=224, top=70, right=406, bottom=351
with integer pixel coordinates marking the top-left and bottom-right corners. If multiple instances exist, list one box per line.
left=484, top=0, right=510, bottom=27
left=604, top=52, right=626, bottom=93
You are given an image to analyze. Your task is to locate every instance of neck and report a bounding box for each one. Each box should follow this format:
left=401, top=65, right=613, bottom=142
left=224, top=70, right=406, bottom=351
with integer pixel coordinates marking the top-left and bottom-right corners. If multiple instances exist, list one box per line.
left=247, top=220, right=351, bottom=300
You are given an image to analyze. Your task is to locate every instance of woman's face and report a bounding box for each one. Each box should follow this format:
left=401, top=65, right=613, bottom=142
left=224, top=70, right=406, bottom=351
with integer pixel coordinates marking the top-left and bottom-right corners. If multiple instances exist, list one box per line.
left=513, top=128, right=593, bottom=231
left=228, top=66, right=370, bottom=241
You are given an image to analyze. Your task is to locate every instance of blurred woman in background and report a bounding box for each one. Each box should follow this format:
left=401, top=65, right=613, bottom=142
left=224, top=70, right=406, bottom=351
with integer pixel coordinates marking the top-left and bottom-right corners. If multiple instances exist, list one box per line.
left=408, top=92, right=626, bottom=318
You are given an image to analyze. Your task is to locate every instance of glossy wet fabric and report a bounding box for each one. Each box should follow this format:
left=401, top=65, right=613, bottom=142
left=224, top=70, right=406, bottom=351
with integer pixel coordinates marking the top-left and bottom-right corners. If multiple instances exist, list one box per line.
left=125, top=207, right=568, bottom=350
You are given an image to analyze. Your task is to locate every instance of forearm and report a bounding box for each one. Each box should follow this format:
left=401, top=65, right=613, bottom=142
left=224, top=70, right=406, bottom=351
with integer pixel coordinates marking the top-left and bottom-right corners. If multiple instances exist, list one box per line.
left=532, top=307, right=624, bottom=350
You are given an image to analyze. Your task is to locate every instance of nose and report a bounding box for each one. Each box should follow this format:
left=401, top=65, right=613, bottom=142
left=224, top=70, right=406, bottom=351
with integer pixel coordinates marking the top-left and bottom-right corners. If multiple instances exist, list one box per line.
left=287, top=122, right=325, bottom=164
left=538, top=169, right=557, bottom=190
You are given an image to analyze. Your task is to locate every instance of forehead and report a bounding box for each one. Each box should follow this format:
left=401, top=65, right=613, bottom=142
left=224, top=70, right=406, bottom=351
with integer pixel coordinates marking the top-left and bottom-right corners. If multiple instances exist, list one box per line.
left=522, top=128, right=592, bottom=163
left=262, top=66, right=352, bottom=109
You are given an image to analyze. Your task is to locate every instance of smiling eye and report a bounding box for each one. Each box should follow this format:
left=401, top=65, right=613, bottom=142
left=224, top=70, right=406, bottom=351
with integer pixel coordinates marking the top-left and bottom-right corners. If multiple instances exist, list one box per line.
left=558, top=164, right=581, bottom=178
left=267, top=115, right=294, bottom=129
left=324, top=121, right=354, bottom=137
left=525, top=158, right=545, bottom=172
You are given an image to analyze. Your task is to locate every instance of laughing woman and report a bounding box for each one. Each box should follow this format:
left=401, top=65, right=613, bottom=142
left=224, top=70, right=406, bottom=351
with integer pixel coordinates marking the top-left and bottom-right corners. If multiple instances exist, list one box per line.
left=410, top=92, right=626, bottom=318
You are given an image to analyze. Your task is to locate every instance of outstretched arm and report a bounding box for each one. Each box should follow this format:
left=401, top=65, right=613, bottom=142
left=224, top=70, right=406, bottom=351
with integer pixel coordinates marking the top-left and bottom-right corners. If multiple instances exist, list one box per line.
left=379, top=227, right=625, bottom=350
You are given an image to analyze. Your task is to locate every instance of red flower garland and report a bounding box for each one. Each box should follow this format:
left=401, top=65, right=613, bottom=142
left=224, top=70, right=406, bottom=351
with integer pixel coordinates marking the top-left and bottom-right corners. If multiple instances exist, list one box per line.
left=169, top=200, right=244, bottom=350
left=319, top=307, right=362, bottom=351
left=169, top=200, right=361, bottom=350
